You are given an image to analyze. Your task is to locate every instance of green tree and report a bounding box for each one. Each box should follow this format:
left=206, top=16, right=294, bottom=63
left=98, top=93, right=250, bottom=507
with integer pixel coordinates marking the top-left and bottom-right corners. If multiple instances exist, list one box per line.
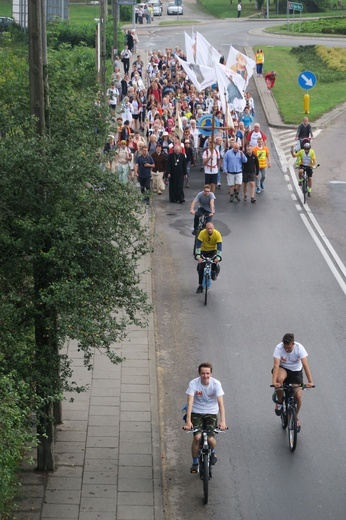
left=0, top=39, right=152, bottom=480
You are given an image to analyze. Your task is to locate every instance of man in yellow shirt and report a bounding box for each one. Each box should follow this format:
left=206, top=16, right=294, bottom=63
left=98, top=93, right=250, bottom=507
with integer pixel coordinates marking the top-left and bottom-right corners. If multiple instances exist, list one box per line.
left=291, top=142, right=317, bottom=197
left=195, top=223, right=222, bottom=294
left=253, top=137, right=271, bottom=194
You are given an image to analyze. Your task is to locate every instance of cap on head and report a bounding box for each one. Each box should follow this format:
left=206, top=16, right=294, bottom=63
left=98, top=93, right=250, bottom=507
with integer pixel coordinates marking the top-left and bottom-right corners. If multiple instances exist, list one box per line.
left=304, top=142, right=311, bottom=149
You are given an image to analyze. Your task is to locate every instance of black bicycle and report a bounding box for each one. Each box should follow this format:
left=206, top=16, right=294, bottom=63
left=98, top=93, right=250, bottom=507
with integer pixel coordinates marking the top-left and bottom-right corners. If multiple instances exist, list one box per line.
left=187, top=428, right=226, bottom=505
left=270, top=384, right=314, bottom=452
left=193, top=212, right=208, bottom=256
left=297, top=164, right=319, bottom=204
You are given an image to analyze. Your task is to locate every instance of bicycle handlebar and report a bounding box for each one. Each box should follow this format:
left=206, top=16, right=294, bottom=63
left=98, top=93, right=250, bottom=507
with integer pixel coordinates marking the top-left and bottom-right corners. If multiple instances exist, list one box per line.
left=184, top=427, right=228, bottom=434
left=270, top=384, right=315, bottom=389
left=295, top=163, right=320, bottom=170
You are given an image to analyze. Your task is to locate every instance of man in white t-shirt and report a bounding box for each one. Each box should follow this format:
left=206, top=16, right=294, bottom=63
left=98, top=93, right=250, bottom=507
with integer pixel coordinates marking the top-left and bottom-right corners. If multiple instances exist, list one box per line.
left=202, top=140, right=220, bottom=193
left=184, top=363, right=227, bottom=473
left=272, top=333, right=314, bottom=430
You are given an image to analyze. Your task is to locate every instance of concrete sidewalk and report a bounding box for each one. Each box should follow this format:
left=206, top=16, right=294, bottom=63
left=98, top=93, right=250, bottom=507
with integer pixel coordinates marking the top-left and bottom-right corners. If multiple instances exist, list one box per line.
left=15, top=211, right=163, bottom=520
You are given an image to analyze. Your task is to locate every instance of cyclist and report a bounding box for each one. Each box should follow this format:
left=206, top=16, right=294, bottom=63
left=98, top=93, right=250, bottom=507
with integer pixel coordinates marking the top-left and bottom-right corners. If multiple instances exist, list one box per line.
left=184, top=362, right=227, bottom=473
left=195, top=223, right=222, bottom=294
left=190, top=184, right=215, bottom=236
left=295, top=117, right=314, bottom=149
left=291, top=142, right=317, bottom=197
left=272, top=333, right=314, bottom=431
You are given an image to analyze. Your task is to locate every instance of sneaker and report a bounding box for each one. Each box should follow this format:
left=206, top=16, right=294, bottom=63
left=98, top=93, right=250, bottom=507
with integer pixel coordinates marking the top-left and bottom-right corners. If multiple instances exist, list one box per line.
left=229, top=194, right=234, bottom=202
left=190, top=463, right=199, bottom=473
left=217, top=183, right=221, bottom=188
left=210, top=453, right=217, bottom=465
left=196, top=285, right=203, bottom=294
left=260, top=182, right=264, bottom=190
left=298, top=179, right=303, bottom=186
left=308, top=192, right=311, bottom=197
left=234, top=193, right=240, bottom=201
left=256, top=187, right=261, bottom=194
left=192, top=229, right=197, bottom=236
left=211, top=272, right=216, bottom=281
left=275, top=404, right=282, bottom=416
left=251, top=198, right=256, bottom=203
left=297, top=420, right=301, bottom=433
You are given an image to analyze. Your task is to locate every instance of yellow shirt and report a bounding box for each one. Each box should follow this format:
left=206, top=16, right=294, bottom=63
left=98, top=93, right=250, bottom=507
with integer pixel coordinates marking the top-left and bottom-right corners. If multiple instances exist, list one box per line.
left=197, top=229, right=222, bottom=252
left=256, top=52, right=264, bottom=64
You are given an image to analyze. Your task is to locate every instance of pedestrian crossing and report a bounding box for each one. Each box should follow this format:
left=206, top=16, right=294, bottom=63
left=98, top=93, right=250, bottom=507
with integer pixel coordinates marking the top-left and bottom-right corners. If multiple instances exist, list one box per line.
left=270, top=127, right=321, bottom=172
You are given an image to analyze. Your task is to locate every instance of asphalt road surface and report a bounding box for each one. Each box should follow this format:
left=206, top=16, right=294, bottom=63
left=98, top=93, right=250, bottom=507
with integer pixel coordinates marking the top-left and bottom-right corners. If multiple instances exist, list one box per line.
left=137, top=13, right=346, bottom=519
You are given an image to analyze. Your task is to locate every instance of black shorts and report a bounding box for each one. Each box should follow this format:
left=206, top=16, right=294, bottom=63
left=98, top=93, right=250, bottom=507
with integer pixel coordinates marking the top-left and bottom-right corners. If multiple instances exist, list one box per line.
left=243, top=171, right=256, bottom=183
left=132, top=114, right=140, bottom=120
left=282, top=368, right=304, bottom=385
left=205, top=173, right=218, bottom=185
left=300, top=166, right=313, bottom=178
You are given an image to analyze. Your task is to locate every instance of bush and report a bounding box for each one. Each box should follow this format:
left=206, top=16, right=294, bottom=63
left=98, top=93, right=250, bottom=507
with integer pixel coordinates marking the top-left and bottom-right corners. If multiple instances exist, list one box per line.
left=0, top=373, right=36, bottom=516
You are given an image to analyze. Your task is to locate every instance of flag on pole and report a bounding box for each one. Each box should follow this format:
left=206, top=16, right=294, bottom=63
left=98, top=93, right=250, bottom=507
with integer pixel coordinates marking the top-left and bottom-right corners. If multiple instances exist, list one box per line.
left=175, top=110, right=183, bottom=140
left=225, top=46, right=255, bottom=89
left=177, top=57, right=215, bottom=91
left=214, top=62, right=246, bottom=114
left=184, top=32, right=195, bottom=63
left=195, top=32, right=222, bottom=68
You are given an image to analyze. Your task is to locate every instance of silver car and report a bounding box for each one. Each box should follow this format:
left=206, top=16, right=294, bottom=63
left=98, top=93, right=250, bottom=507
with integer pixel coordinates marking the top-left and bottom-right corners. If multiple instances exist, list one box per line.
left=167, top=2, right=183, bottom=15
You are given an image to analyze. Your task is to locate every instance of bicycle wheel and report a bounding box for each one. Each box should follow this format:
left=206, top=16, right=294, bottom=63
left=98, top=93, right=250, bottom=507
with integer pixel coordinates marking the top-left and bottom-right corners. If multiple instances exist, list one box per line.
left=287, top=407, right=297, bottom=452
left=202, top=454, right=209, bottom=505
left=302, top=178, right=307, bottom=204
left=281, top=402, right=288, bottom=430
left=204, top=273, right=209, bottom=306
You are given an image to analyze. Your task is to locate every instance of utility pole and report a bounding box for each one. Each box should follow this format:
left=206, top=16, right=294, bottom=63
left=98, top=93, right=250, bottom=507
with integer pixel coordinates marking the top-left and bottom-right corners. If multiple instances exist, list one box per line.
left=28, top=0, right=45, bottom=135
left=99, top=0, right=107, bottom=99
left=113, top=0, right=118, bottom=60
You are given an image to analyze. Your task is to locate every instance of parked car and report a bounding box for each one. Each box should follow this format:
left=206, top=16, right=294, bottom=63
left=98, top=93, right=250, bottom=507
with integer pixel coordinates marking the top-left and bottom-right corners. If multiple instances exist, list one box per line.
left=0, top=16, right=14, bottom=32
left=148, top=0, right=163, bottom=16
left=136, top=0, right=162, bottom=16
left=167, top=2, right=183, bottom=15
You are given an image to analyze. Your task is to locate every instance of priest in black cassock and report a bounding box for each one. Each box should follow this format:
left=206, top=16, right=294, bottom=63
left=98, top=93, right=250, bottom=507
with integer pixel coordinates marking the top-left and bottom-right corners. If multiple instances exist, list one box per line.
left=167, top=144, right=187, bottom=203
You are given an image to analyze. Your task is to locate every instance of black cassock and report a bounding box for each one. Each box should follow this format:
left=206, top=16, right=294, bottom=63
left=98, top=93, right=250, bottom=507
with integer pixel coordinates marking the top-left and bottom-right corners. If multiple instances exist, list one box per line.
left=167, top=152, right=187, bottom=203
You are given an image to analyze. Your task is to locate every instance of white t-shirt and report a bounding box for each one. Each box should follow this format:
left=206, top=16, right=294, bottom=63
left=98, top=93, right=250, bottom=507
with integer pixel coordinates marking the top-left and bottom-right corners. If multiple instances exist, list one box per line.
left=273, top=342, right=308, bottom=371
left=203, top=149, right=220, bottom=174
left=249, top=130, right=262, bottom=147
left=186, top=376, right=224, bottom=414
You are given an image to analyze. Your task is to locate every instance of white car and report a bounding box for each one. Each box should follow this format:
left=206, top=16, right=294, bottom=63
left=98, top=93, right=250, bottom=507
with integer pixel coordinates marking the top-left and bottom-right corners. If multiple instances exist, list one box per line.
left=167, top=2, right=183, bottom=15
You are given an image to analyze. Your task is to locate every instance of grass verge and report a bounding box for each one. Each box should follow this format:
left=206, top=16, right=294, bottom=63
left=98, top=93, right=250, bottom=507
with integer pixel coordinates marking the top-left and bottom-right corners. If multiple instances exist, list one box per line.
left=257, top=45, right=346, bottom=123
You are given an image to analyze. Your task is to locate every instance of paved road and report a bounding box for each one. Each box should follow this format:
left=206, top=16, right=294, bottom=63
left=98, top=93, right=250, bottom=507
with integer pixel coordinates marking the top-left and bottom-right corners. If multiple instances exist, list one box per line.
left=138, top=13, right=346, bottom=519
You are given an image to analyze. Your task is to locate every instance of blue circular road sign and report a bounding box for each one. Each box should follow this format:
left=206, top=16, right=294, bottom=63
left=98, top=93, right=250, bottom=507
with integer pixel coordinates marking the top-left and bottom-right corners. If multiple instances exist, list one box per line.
left=298, top=71, right=317, bottom=90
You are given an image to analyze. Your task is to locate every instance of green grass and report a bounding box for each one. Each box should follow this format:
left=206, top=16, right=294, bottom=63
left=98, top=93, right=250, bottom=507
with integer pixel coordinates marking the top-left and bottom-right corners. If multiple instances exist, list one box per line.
left=257, top=46, right=346, bottom=123
left=159, top=19, right=201, bottom=25
left=267, top=16, right=346, bottom=35
left=0, top=0, right=11, bottom=16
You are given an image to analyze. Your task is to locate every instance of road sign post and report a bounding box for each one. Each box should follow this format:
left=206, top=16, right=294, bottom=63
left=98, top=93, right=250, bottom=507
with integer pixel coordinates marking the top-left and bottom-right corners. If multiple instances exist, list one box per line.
left=287, top=1, right=303, bottom=32
left=298, top=71, right=317, bottom=114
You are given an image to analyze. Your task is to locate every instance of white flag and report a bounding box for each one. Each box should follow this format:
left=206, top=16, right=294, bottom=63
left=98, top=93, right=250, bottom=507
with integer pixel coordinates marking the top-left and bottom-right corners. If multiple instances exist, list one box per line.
left=214, top=62, right=246, bottom=114
left=225, top=46, right=255, bottom=89
left=184, top=32, right=195, bottom=64
left=177, top=57, right=215, bottom=92
left=195, top=32, right=222, bottom=68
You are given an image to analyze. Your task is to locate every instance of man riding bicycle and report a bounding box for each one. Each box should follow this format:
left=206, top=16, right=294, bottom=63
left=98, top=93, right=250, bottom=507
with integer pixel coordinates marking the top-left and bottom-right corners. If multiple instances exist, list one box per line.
left=291, top=142, right=317, bottom=197
left=184, top=362, right=227, bottom=473
left=272, top=333, right=314, bottom=432
left=190, top=184, right=215, bottom=236
left=195, top=222, right=222, bottom=294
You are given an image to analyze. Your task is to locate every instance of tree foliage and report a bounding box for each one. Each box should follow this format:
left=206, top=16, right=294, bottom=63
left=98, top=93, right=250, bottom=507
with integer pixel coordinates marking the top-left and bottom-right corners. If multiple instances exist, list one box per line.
left=0, top=29, right=152, bottom=510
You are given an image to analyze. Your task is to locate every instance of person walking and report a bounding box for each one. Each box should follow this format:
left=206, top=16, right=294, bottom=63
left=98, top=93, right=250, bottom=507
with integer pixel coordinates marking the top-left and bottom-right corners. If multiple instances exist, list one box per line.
left=167, top=144, right=187, bottom=203
left=223, top=142, right=247, bottom=202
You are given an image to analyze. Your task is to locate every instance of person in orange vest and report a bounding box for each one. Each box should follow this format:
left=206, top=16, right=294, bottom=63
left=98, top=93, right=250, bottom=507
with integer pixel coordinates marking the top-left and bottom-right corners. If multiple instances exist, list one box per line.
left=253, top=136, right=271, bottom=193
left=255, top=49, right=264, bottom=77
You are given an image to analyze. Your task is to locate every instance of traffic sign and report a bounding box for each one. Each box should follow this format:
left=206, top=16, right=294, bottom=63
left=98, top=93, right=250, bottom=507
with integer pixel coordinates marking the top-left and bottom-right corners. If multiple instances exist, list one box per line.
left=288, top=2, right=303, bottom=11
left=298, top=71, right=317, bottom=90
